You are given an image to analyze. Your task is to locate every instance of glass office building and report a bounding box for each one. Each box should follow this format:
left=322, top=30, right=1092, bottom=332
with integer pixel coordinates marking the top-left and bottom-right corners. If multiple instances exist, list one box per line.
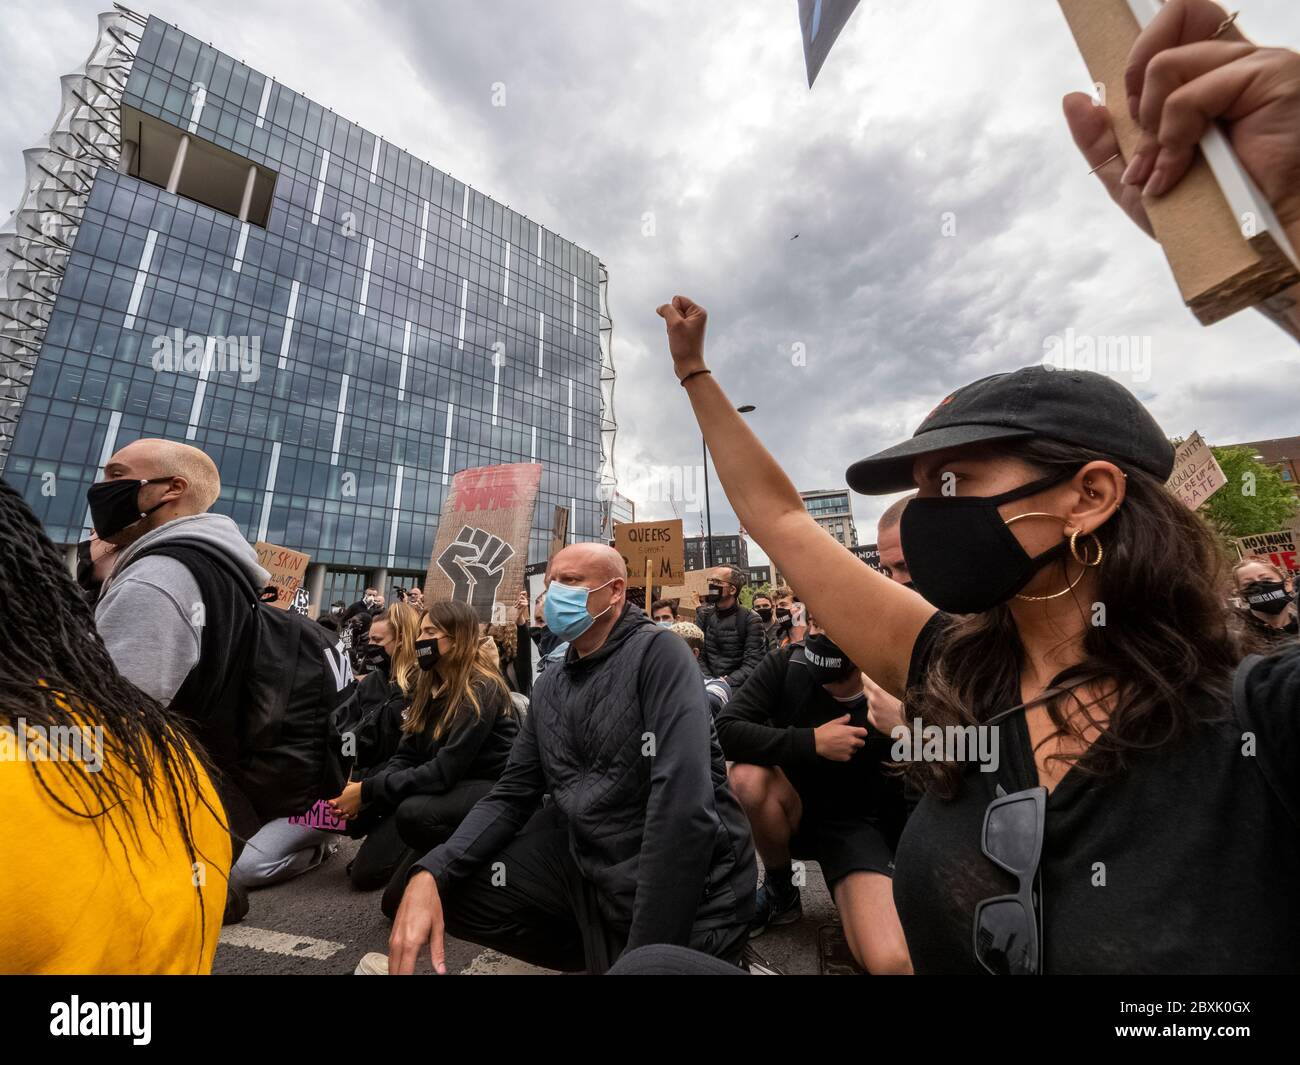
left=0, top=9, right=617, bottom=605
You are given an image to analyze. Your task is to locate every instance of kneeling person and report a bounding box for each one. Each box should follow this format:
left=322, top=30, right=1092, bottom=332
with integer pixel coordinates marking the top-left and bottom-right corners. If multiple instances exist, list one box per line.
left=718, top=618, right=911, bottom=974
left=389, top=543, right=756, bottom=974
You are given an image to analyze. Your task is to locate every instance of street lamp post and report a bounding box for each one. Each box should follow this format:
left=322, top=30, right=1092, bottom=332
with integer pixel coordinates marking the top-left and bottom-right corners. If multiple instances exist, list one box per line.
left=701, top=404, right=756, bottom=570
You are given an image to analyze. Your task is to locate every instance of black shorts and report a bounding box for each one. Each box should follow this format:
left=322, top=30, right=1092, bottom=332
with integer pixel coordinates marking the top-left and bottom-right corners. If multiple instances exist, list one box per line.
left=790, top=812, right=896, bottom=888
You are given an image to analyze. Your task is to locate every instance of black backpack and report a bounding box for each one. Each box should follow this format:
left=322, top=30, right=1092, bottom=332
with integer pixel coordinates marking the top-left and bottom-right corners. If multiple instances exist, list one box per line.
left=127, top=538, right=359, bottom=824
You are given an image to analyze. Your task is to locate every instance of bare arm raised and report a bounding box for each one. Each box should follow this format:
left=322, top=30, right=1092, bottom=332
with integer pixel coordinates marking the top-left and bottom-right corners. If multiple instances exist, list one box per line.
left=656, top=295, right=935, bottom=697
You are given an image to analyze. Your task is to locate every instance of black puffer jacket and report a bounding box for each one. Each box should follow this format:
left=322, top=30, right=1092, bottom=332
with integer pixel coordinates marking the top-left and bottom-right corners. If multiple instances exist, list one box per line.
left=697, top=602, right=767, bottom=690
left=416, top=603, right=756, bottom=950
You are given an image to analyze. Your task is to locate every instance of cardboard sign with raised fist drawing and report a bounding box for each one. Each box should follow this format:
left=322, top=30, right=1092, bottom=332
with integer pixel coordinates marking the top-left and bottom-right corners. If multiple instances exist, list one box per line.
left=424, top=463, right=542, bottom=623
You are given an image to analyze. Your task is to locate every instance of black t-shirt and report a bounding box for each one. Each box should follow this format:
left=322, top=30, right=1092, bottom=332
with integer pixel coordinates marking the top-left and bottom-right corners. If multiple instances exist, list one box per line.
left=892, top=614, right=1300, bottom=974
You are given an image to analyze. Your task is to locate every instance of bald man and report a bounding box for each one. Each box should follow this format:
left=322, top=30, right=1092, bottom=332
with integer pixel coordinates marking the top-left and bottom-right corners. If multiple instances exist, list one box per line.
left=389, top=542, right=757, bottom=974
left=88, top=438, right=269, bottom=842
left=875, top=493, right=916, bottom=589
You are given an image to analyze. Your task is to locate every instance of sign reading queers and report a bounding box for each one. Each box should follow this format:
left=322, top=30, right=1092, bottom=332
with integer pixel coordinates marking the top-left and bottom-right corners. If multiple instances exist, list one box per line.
left=615, top=518, right=685, bottom=587
left=254, top=541, right=310, bottom=611
left=425, top=462, right=542, bottom=623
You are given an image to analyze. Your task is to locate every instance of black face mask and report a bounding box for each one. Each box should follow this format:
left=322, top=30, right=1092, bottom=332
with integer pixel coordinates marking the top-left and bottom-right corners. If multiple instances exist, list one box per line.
left=705, top=586, right=723, bottom=605
left=900, top=471, right=1074, bottom=615
left=776, top=607, right=792, bottom=628
left=528, top=625, right=545, bottom=644
left=1242, top=580, right=1291, bottom=616
left=414, top=637, right=442, bottom=671
left=86, top=477, right=174, bottom=539
left=803, top=633, right=858, bottom=685
left=365, top=644, right=391, bottom=673
left=755, top=607, right=773, bottom=622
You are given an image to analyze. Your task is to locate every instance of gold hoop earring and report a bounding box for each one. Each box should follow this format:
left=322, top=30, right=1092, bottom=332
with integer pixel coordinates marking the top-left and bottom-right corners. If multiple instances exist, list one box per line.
left=1070, top=529, right=1103, bottom=568
left=1014, top=564, right=1086, bottom=601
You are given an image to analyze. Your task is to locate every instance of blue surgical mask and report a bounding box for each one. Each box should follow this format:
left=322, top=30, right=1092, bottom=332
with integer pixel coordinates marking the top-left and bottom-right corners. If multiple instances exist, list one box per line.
left=656, top=620, right=674, bottom=628
left=543, top=578, right=616, bottom=641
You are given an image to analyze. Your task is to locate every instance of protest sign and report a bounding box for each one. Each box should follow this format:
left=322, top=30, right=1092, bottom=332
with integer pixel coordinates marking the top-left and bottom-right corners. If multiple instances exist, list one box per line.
left=288, top=799, right=347, bottom=834
left=254, top=541, right=310, bottom=611
left=549, top=505, right=569, bottom=560
left=1234, top=530, right=1298, bottom=574
left=1166, top=432, right=1227, bottom=509
left=1058, top=0, right=1298, bottom=324
left=615, top=519, right=685, bottom=587
left=425, top=463, right=542, bottom=624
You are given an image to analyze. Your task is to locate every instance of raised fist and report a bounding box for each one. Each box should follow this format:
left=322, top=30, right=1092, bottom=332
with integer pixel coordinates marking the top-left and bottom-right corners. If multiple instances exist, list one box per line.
left=437, top=525, right=515, bottom=616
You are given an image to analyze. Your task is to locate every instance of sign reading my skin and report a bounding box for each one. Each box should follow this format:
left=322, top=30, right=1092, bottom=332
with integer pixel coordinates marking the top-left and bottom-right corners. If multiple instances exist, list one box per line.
left=254, top=541, right=310, bottom=611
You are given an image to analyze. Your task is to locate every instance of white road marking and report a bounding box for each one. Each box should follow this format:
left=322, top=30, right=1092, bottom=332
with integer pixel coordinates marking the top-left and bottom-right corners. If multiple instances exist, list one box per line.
left=219, top=925, right=346, bottom=961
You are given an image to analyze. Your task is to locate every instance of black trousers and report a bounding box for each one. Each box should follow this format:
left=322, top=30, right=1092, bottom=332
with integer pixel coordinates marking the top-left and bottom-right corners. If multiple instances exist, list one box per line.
left=350, top=781, right=496, bottom=894
left=423, top=804, right=749, bottom=975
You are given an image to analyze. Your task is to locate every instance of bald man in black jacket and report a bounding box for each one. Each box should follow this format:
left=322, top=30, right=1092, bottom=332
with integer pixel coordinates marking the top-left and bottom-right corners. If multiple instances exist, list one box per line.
left=388, top=543, right=756, bottom=974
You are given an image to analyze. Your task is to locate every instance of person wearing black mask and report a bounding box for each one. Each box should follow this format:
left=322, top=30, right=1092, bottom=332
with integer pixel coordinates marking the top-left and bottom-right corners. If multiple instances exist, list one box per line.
left=661, top=275, right=1300, bottom=972
left=875, top=493, right=916, bottom=589
left=696, top=566, right=766, bottom=690
left=751, top=592, right=780, bottom=650
left=528, top=591, right=562, bottom=659
left=331, top=600, right=518, bottom=918
left=718, top=617, right=911, bottom=972
left=1232, top=557, right=1298, bottom=654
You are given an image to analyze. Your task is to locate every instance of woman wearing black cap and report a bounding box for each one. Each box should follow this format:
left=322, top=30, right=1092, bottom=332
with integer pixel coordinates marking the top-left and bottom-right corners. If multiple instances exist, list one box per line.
left=653, top=1, right=1300, bottom=976
left=657, top=299, right=1300, bottom=973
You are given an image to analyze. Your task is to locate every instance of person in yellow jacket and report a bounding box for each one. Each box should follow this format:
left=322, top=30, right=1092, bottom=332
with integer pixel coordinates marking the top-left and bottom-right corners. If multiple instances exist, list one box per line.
left=0, top=479, right=229, bottom=974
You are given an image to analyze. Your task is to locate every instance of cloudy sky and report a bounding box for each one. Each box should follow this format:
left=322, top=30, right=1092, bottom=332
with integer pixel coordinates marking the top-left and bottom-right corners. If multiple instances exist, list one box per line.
left=3, top=0, right=1297, bottom=563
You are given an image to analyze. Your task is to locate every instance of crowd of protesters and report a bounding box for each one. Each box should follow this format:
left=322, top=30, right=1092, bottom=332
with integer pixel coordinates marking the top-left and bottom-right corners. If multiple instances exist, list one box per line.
left=2, top=0, right=1299, bottom=977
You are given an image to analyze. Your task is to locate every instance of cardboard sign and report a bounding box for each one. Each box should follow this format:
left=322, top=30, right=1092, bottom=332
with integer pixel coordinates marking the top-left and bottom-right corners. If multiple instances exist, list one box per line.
left=254, top=541, right=311, bottom=611
left=615, top=519, right=685, bottom=587
left=287, top=799, right=347, bottom=834
left=1234, top=530, right=1299, bottom=575
left=424, top=463, right=542, bottom=624
left=661, top=567, right=714, bottom=610
left=549, top=505, right=569, bottom=561
left=1057, top=0, right=1298, bottom=324
left=798, top=0, right=863, bottom=87
left=1166, top=432, right=1227, bottom=510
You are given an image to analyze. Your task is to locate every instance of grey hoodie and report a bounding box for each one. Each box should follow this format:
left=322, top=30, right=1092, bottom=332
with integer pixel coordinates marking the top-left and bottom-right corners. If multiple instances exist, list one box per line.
left=95, top=513, right=270, bottom=706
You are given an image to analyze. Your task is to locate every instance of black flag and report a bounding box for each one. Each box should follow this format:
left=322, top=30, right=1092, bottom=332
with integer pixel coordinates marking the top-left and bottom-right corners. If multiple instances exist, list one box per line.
left=798, top=0, right=862, bottom=87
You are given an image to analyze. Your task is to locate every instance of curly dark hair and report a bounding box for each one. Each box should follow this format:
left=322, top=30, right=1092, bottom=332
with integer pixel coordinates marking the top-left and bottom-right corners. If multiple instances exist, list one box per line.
left=903, top=438, right=1242, bottom=798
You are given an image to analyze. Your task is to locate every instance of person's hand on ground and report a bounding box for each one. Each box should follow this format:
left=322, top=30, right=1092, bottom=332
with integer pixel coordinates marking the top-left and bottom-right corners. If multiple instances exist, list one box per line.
left=389, top=871, right=448, bottom=975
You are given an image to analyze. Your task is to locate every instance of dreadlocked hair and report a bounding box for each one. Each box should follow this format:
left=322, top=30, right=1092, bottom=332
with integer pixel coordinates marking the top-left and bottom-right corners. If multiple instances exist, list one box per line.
left=0, top=478, right=226, bottom=966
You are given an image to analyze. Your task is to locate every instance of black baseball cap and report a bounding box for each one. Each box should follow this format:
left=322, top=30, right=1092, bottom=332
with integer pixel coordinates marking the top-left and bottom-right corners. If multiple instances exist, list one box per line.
left=845, top=366, right=1174, bottom=495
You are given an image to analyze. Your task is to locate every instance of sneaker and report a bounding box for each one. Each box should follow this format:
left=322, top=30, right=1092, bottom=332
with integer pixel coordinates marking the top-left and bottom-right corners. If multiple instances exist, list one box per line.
left=748, top=880, right=802, bottom=938
left=354, top=952, right=389, bottom=975
left=222, top=880, right=249, bottom=926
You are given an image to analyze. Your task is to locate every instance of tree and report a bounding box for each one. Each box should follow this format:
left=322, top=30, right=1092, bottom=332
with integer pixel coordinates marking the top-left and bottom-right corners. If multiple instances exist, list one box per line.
left=1200, top=446, right=1298, bottom=546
